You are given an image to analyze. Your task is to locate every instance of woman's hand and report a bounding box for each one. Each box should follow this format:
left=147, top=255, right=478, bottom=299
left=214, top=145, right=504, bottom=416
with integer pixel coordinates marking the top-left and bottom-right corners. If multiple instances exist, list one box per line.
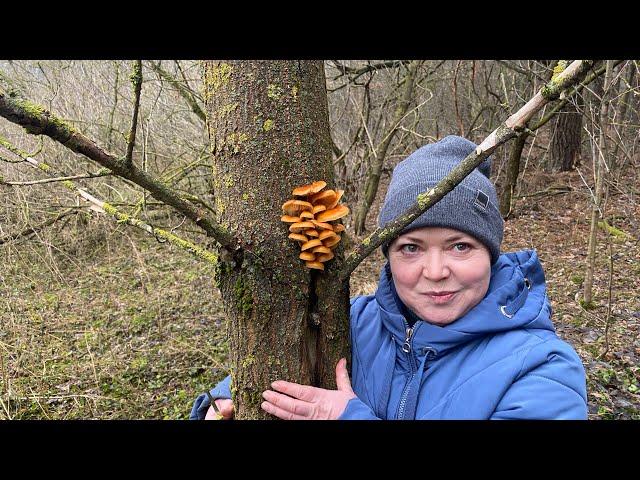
left=204, top=398, right=234, bottom=420
left=261, top=358, right=356, bottom=420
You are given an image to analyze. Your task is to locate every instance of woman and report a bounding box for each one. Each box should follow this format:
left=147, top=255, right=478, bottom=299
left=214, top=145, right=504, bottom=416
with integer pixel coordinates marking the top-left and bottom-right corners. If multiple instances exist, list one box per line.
left=191, top=135, right=588, bottom=420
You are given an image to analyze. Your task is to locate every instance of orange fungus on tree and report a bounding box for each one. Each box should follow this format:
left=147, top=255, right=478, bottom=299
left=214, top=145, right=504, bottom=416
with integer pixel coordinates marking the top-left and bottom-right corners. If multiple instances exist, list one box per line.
left=281, top=181, right=349, bottom=271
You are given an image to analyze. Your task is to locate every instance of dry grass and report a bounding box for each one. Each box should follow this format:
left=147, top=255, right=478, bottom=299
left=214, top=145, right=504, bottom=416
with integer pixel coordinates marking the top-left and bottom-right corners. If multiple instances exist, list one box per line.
left=1, top=219, right=228, bottom=419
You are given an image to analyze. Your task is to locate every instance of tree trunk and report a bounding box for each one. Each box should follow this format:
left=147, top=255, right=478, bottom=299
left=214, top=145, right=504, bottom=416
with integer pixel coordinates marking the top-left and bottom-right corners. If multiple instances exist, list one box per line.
left=546, top=98, right=582, bottom=172
left=203, top=60, right=350, bottom=419
left=499, top=132, right=528, bottom=218
left=353, top=60, right=420, bottom=235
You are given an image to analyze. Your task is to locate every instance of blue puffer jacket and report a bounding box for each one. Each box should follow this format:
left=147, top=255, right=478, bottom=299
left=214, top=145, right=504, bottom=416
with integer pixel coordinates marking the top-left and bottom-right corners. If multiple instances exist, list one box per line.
left=191, top=249, right=588, bottom=420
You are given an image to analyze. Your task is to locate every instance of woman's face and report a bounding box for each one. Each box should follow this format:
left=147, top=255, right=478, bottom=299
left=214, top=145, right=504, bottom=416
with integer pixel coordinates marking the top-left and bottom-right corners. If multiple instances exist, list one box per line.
left=388, top=227, right=491, bottom=326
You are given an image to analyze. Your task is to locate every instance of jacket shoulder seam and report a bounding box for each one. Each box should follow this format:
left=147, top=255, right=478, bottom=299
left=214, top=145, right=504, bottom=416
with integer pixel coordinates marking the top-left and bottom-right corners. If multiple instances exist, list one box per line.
left=525, top=373, right=586, bottom=401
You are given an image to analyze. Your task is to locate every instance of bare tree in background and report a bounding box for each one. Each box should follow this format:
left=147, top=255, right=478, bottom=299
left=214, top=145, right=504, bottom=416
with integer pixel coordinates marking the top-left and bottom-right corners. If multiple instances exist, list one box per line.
left=584, top=60, right=615, bottom=307
left=546, top=98, right=583, bottom=172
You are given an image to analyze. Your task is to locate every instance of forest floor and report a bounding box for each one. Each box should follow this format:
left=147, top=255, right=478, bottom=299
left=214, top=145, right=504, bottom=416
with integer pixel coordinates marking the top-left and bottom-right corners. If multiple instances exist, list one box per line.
left=1, top=167, right=639, bottom=419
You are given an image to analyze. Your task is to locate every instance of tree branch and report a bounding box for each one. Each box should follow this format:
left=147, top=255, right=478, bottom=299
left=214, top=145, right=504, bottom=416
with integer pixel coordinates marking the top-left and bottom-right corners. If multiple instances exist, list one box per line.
left=0, top=139, right=219, bottom=263
left=0, top=208, right=77, bottom=245
left=496, top=60, right=547, bottom=84
left=1, top=169, right=111, bottom=186
left=330, top=60, right=412, bottom=78
left=76, top=189, right=218, bottom=265
left=150, top=61, right=206, bottom=123
left=125, top=60, right=142, bottom=168
left=0, top=87, right=239, bottom=252
left=531, top=60, right=622, bottom=131
left=338, top=60, right=595, bottom=281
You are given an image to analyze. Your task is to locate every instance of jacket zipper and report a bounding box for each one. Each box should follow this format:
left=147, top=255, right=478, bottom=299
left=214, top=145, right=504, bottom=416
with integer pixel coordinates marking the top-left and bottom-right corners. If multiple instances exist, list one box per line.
left=397, top=325, right=416, bottom=418
left=402, top=326, right=414, bottom=354
left=397, top=325, right=438, bottom=419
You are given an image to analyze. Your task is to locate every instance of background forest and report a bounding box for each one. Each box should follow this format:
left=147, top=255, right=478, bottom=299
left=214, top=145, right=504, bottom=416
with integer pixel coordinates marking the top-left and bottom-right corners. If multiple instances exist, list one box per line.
left=0, top=60, right=638, bottom=419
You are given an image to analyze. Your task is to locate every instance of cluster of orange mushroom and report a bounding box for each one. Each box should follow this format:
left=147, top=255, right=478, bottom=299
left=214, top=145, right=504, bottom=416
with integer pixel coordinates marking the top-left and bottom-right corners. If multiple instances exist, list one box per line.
left=281, top=181, right=349, bottom=271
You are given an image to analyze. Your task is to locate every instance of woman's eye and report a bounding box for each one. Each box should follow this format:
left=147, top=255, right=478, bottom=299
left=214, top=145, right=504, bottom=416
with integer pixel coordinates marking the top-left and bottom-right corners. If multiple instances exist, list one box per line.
left=453, top=242, right=470, bottom=252
left=401, top=244, right=418, bottom=253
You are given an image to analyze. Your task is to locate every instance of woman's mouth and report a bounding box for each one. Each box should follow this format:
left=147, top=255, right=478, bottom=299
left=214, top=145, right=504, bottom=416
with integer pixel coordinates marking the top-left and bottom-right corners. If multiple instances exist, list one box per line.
left=424, top=291, right=457, bottom=304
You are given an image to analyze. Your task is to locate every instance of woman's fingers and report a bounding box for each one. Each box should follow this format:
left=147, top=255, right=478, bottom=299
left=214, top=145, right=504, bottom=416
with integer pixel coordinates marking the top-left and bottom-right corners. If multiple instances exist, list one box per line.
left=204, top=405, right=220, bottom=420
left=216, top=399, right=235, bottom=419
left=204, top=398, right=234, bottom=420
left=335, top=358, right=354, bottom=393
left=262, top=367, right=357, bottom=420
left=262, top=390, right=313, bottom=418
left=270, top=380, right=319, bottom=402
left=261, top=399, right=308, bottom=420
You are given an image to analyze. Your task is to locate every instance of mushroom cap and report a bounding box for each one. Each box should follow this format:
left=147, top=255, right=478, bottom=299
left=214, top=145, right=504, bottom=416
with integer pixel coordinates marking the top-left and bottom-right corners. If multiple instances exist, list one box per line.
left=305, top=229, right=320, bottom=238
left=281, top=215, right=302, bottom=223
left=300, top=210, right=315, bottom=220
left=305, top=261, right=325, bottom=271
left=293, top=181, right=327, bottom=197
left=289, top=221, right=316, bottom=233
left=323, top=235, right=341, bottom=248
left=327, top=189, right=345, bottom=209
left=288, top=233, right=308, bottom=242
left=311, top=245, right=331, bottom=254
left=318, top=230, right=338, bottom=241
left=312, top=204, right=327, bottom=214
left=301, top=239, right=323, bottom=251
left=316, top=252, right=334, bottom=262
left=299, top=251, right=316, bottom=261
left=310, top=189, right=337, bottom=208
left=311, top=220, right=334, bottom=231
left=316, top=204, right=349, bottom=222
left=333, top=224, right=346, bottom=233
left=282, top=199, right=313, bottom=216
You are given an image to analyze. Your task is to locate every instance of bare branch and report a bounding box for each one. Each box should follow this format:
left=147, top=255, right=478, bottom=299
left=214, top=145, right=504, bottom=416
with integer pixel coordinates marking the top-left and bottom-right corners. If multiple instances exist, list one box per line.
left=150, top=61, right=206, bottom=123
left=0, top=137, right=218, bottom=263
left=531, top=60, right=623, bottom=131
left=0, top=208, right=77, bottom=245
left=124, top=60, right=142, bottom=168
left=0, top=135, right=34, bottom=159
left=76, top=189, right=218, bottom=265
left=1, top=169, right=111, bottom=186
left=328, top=60, right=414, bottom=92
left=0, top=87, right=239, bottom=252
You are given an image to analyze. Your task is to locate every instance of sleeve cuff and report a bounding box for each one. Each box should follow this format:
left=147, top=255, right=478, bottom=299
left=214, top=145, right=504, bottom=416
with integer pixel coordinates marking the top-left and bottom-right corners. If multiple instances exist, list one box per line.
left=338, top=397, right=381, bottom=420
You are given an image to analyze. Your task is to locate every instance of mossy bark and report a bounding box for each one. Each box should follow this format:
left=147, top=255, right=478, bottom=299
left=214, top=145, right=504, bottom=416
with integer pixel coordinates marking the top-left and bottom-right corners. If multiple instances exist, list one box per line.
left=203, top=60, right=350, bottom=419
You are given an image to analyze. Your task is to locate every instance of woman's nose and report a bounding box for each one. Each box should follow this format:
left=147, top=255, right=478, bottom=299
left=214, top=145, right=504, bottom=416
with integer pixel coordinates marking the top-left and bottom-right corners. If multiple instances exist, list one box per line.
left=422, top=251, right=450, bottom=281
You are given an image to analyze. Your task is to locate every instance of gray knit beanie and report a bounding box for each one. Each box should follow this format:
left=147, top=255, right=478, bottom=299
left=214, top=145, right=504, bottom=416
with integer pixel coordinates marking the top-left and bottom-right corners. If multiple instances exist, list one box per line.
left=379, top=135, right=504, bottom=264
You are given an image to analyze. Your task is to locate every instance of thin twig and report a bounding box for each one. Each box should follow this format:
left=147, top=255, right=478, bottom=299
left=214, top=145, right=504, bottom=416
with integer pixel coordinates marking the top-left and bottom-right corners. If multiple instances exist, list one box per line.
left=597, top=232, right=615, bottom=360
left=150, top=61, right=206, bottom=123
left=125, top=60, right=142, bottom=167
left=0, top=209, right=77, bottom=245
left=1, top=170, right=111, bottom=186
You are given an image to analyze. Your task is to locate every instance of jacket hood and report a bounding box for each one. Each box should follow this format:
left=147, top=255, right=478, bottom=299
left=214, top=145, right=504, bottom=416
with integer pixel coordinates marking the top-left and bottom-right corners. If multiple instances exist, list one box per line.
left=374, top=249, right=554, bottom=357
